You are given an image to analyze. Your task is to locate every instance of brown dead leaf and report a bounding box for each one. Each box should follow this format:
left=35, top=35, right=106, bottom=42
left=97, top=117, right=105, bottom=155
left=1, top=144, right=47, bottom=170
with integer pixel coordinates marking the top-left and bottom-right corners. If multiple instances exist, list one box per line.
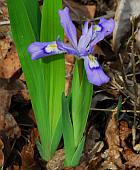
left=124, top=149, right=140, bottom=168
left=0, top=75, right=25, bottom=139
left=64, top=165, right=86, bottom=170
left=46, top=149, right=65, bottom=170
left=20, top=143, right=35, bottom=170
left=113, top=0, right=140, bottom=52
left=19, top=73, right=25, bottom=82
left=0, top=37, right=10, bottom=60
left=119, top=121, right=140, bottom=168
left=87, top=155, right=102, bottom=170
left=19, top=73, right=30, bottom=100
left=0, top=39, right=24, bottom=123
left=135, top=21, right=140, bottom=52
left=74, top=166, right=86, bottom=170
left=0, top=90, right=11, bottom=114
left=63, top=0, right=96, bottom=21
left=84, top=126, right=101, bottom=161
left=0, top=138, right=4, bottom=168
left=0, top=44, right=21, bottom=79
left=104, top=109, right=124, bottom=169
left=4, top=113, right=21, bottom=137
left=0, top=113, right=21, bottom=138
left=0, top=1, right=8, bottom=20
left=119, top=121, right=131, bottom=148
left=0, top=78, right=26, bottom=114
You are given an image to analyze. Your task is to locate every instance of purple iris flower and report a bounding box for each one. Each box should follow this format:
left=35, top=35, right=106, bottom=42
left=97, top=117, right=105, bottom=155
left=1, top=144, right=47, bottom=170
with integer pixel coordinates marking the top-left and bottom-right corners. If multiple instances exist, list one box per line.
left=28, top=7, right=115, bottom=86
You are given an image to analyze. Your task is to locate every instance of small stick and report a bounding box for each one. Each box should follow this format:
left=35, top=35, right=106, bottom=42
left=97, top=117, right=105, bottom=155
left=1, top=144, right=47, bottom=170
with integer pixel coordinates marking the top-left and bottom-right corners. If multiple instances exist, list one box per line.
left=119, top=53, right=128, bottom=89
left=130, top=17, right=138, bottom=147
left=90, top=108, right=140, bottom=113
left=91, top=11, right=115, bottom=21
left=126, top=72, right=140, bottom=77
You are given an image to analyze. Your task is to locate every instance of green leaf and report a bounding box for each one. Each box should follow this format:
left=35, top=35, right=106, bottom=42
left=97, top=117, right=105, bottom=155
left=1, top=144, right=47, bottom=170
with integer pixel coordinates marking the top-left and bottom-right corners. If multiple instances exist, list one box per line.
left=36, top=140, right=44, bottom=160
left=62, top=61, right=92, bottom=166
left=62, top=93, right=75, bottom=164
left=40, top=0, right=65, bottom=159
left=72, top=61, right=93, bottom=146
left=71, top=136, right=85, bottom=166
left=50, top=115, right=62, bottom=156
left=7, top=0, right=47, bottom=133
left=7, top=0, right=41, bottom=111
left=7, top=0, right=51, bottom=160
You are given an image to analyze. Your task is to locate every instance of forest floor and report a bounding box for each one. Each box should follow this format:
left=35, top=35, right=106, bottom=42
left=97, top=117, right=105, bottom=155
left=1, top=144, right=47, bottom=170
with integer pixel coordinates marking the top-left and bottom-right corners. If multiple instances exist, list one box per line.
left=0, top=0, right=140, bottom=169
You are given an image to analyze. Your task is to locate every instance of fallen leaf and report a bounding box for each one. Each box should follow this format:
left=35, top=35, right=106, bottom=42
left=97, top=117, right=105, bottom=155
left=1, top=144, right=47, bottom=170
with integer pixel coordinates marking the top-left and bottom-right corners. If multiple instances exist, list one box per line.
left=113, top=0, right=140, bottom=52
left=64, top=165, right=86, bottom=170
left=0, top=1, right=8, bottom=20
left=0, top=112, right=21, bottom=138
left=0, top=44, right=21, bottom=79
left=87, top=156, right=102, bottom=170
left=46, top=149, right=65, bottom=170
left=0, top=90, right=12, bottom=114
left=91, top=93, right=113, bottom=109
left=85, top=126, right=100, bottom=156
left=135, top=22, right=140, bottom=52
left=20, top=143, right=36, bottom=170
left=0, top=37, right=10, bottom=60
left=105, top=109, right=124, bottom=169
left=63, top=0, right=96, bottom=21
left=0, top=77, right=26, bottom=114
left=0, top=75, right=25, bottom=139
left=119, top=121, right=140, bottom=168
left=0, top=139, right=4, bottom=168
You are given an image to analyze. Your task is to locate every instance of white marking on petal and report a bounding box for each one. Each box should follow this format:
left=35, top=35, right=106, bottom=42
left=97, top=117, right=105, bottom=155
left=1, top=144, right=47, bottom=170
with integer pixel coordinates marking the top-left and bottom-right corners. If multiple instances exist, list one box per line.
left=93, top=25, right=102, bottom=32
left=44, top=43, right=61, bottom=53
left=88, top=55, right=99, bottom=69
left=92, top=25, right=103, bottom=41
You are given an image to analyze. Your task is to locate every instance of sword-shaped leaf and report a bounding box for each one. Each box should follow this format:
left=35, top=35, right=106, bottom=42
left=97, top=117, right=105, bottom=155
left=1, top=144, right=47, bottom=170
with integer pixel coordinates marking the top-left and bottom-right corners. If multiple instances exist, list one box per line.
left=40, top=0, right=65, bottom=159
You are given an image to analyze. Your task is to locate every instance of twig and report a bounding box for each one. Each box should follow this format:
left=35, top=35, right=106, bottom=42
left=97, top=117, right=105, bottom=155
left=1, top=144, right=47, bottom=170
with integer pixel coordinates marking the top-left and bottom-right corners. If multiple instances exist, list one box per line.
left=130, top=17, right=138, bottom=147
left=90, top=108, right=140, bottom=113
left=111, top=76, right=135, bottom=105
left=91, top=11, right=115, bottom=21
left=119, top=53, right=128, bottom=89
left=72, top=12, right=115, bottom=22
left=138, top=54, right=140, bottom=64
left=126, top=72, right=140, bottom=77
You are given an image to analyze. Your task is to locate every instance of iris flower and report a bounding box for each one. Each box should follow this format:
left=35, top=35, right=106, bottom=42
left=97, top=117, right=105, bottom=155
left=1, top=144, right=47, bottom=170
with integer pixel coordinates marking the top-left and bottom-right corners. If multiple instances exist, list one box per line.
left=28, top=7, right=115, bottom=86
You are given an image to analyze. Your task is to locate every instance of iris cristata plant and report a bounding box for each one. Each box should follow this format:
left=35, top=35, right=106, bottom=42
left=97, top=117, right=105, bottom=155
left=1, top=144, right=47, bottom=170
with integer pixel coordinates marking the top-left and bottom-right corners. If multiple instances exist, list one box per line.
left=28, top=7, right=115, bottom=166
left=28, top=7, right=115, bottom=86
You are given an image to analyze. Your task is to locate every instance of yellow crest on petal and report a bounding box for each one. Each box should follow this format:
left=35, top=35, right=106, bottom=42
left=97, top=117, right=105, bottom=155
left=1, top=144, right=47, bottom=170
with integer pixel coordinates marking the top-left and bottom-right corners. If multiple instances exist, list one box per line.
left=93, top=25, right=102, bottom=32
left=45, top=43, right=58, bottom=52
left=88, top=55, right=99, bottom=68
